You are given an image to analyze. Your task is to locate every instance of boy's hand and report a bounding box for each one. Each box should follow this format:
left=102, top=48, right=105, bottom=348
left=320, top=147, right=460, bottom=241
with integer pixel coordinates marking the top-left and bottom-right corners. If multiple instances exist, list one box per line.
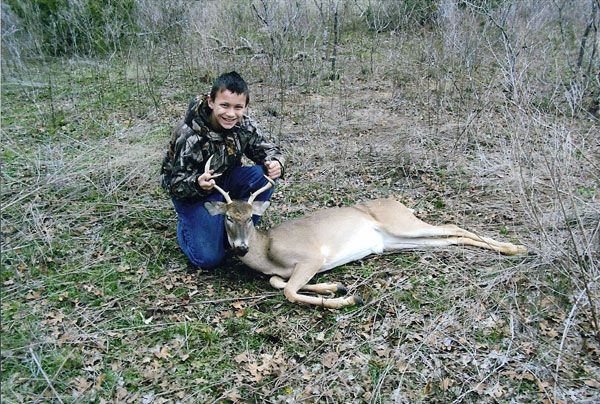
left=198, top=171, right=216, bottom=191
left=265, top=160, right=282, bottom=179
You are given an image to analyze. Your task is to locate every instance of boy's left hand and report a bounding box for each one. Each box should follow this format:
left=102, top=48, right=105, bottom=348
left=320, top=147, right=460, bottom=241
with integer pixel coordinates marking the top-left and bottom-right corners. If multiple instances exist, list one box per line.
left=264, top=160, right=282, bottom=179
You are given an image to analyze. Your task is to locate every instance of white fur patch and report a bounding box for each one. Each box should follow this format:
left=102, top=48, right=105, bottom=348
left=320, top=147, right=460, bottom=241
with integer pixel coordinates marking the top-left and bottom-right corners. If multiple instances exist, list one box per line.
left=321, top=227, right=384, bottom=270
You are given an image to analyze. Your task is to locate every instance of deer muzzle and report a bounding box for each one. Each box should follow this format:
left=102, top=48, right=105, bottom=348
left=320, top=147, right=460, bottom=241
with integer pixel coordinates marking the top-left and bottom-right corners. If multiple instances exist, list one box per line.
left=232, top=243, right=249, bottom=256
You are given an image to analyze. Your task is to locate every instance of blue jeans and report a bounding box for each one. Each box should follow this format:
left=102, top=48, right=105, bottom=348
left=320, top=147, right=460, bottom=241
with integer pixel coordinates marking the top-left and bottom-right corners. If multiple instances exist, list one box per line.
left=171, top=166, right=275, bottom=269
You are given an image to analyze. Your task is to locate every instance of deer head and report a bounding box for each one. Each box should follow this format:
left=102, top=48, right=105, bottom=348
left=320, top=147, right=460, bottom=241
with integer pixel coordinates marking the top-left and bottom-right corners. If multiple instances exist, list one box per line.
left=202, top=156, right=274, bottom=256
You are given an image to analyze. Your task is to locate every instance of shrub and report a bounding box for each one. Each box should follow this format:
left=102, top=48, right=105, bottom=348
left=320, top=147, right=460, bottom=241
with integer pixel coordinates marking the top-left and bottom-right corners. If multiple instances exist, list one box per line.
left=4, top=0, right=137, bottom=57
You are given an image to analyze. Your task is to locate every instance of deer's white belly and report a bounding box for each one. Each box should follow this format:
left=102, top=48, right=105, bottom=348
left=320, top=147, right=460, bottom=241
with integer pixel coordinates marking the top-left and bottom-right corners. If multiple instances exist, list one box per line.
left=320, top=226, right=384, bottom=271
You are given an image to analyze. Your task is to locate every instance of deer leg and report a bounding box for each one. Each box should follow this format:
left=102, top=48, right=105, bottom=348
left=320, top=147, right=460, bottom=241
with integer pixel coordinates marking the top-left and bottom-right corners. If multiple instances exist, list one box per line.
left=436, top=224, right=527, bottom=255
left=384, top=222, right=526, bottom=255
left=282, top=263, right=362, bottom=309
left=441, top=234, right=527, bottom=255
left=269, top=276, right=347, bottom=296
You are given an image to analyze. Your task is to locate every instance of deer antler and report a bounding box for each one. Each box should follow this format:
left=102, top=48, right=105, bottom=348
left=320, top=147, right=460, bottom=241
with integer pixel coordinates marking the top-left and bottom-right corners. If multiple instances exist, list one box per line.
left=248, top=175, right=275, bottom=204
left=204, top=155, right=232, bottom=204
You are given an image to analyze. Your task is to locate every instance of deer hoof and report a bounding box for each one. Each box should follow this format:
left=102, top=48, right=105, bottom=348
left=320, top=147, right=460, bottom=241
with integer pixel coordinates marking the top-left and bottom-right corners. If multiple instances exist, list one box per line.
left=336, top=284, right=348, bottom=295
left=352, top=295, right=365, bottom=306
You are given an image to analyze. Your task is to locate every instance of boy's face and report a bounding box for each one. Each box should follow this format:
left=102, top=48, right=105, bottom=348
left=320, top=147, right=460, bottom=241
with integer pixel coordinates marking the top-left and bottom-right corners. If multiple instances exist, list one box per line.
left=207, top=90, right=247, bottom=131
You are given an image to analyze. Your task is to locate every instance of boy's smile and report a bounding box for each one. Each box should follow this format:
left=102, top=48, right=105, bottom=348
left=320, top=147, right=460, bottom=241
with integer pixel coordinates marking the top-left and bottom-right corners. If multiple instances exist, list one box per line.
left=208, top=90, right=247, bottom=131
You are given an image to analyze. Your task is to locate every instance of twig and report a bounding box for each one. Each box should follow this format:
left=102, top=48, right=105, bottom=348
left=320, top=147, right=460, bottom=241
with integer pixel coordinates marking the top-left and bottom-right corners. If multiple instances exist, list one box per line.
left=188, top=293, right=279, bottom=306
left=451, top=313, right=515, bottom=404
left=555, top=288, right=587, bottom=402
left=29, top=348, right=65, bottom=404
left=542, top=151, right=600, bottom=341
left=38, top=349, right=74, bottom=402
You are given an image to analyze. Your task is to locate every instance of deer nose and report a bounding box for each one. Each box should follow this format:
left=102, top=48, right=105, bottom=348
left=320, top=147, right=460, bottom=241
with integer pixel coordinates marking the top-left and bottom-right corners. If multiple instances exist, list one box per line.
left=233, top=244, right=249, bottom=256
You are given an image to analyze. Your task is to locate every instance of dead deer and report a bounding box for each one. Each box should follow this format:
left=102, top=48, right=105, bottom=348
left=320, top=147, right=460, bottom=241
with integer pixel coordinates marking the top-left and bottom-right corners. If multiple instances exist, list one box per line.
left=203, top=157, right=527, bottom=309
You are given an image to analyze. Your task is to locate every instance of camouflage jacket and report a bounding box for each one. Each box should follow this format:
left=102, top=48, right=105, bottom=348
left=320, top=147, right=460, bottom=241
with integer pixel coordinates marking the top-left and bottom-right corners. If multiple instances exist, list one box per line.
left=161, top=94, right=285, bottom=201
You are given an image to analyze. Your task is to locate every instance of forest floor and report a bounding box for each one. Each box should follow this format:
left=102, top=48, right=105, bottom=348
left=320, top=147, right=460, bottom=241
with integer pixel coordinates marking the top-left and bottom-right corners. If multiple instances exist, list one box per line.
left=2, top=57, right=599, bottom=403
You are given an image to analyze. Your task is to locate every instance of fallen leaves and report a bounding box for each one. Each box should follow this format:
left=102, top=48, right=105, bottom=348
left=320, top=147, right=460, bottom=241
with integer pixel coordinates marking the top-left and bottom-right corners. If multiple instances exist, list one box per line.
left=42, top=310, right=65, bottom=325
left=322, top=351, right=339, bottom=369
left=25, top=290, right=41, bottom=300
left=72, top=376, right=92, bottom=394
left=151, top=345, right=172, bottom=360
left=95, top=374, right=106, bottom=390
left=584, top=379, right=600, bottom=388
left=116, top=387, right=128, bottom=401
left=440, top=377, right=454, bottom=391
left=502, top=369, right=535, bottom=381
left=485, top=382, right=506, bottom=398
left=234, top=351, right=248, bottom=363
left=234, top=348, right=288, bottom=383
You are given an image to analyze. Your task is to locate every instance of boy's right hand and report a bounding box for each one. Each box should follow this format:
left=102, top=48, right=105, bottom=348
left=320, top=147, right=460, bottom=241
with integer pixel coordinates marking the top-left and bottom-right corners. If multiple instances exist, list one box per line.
left=198, top=171, right=216, bottom=191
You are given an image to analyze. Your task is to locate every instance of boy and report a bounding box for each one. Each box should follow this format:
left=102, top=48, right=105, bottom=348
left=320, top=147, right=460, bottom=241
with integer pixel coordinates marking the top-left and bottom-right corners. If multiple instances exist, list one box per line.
left=161, top=71, right=285, bottom=268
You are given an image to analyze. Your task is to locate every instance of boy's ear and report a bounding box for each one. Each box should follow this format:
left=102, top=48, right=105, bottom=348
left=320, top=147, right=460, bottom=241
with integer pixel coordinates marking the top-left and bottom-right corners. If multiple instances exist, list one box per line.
left=204, top=201, right=228, bottom=216
left=251, top=201, right=270, bottom=216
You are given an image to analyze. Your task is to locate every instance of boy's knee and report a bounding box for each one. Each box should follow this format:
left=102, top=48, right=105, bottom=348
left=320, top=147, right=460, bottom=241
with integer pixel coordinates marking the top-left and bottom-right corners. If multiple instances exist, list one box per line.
left=251, top=167, right=276, bottom=192
left=187, top=252, right=223, bottom=269
left=248, top=165, right=269, bottom=182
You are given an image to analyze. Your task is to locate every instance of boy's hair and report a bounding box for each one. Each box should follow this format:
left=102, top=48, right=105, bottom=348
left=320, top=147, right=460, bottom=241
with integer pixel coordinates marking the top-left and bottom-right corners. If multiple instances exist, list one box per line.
left=210, top=71, right=250, bottom=105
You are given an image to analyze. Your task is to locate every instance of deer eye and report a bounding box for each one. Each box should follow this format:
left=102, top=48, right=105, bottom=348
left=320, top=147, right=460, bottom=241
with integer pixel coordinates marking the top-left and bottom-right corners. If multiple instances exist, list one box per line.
left=225, top=215, right=233, bottom=222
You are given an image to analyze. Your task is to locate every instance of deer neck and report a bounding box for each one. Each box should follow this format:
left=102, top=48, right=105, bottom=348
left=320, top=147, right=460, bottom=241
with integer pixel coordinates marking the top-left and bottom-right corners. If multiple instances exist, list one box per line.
left=238, top=226, right=278, bottom=275
left=245, top=226, right=269, bottom=259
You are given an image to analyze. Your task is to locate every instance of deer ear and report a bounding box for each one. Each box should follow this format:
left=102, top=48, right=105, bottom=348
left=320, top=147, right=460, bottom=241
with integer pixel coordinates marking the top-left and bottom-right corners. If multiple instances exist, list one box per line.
left=251, top=201, right=270, bottom=216
left=204, top=201, right=228, bottom=216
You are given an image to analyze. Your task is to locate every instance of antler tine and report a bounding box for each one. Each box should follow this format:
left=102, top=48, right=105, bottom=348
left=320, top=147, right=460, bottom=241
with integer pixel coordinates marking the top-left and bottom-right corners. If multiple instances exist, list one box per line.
left=204, top=155, right=213, bottom=174
left=248, top=175, right=275, bottom=204
left=204, top=155, right=232, bottom=204
left=204, top=155, right=222, bottom=179
left=213, top=184, right=233, bottom=204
